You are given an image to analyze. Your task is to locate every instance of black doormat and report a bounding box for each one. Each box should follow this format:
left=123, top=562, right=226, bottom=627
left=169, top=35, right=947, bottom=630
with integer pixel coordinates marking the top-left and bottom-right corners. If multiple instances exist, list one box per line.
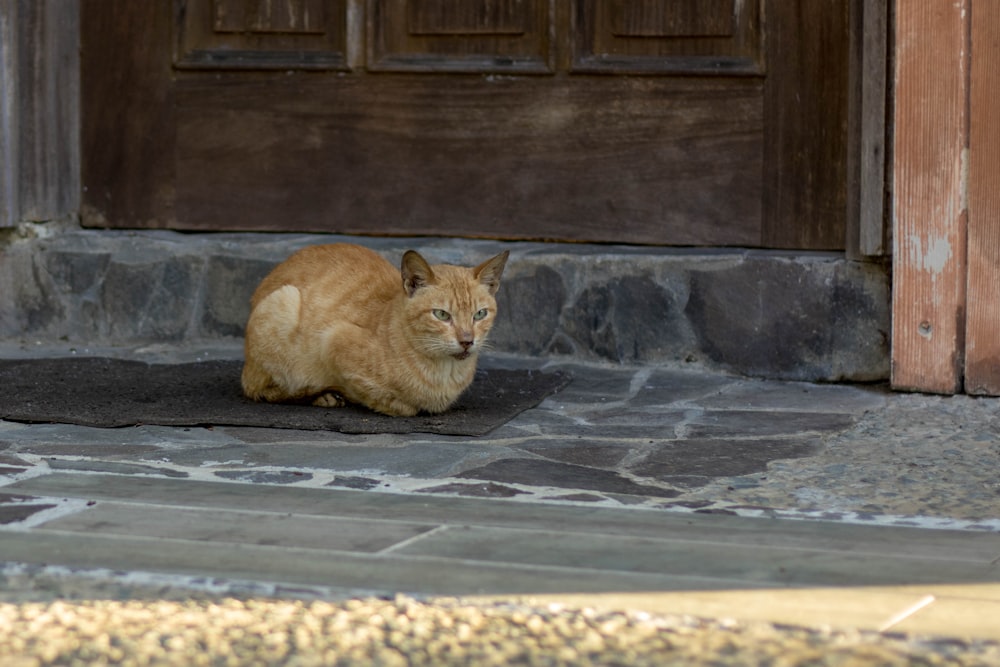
left=0, top=358, right=571, bottom=436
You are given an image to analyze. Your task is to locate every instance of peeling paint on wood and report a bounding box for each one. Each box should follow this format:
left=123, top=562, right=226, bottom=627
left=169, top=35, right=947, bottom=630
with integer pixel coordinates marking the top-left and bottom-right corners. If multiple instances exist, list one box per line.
left=891, top=0, right=969, bottom=394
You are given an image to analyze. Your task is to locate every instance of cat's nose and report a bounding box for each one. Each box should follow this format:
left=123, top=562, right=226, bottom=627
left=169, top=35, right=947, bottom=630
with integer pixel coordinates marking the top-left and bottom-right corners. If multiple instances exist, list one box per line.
left=459, top=339, right=474, bottom=350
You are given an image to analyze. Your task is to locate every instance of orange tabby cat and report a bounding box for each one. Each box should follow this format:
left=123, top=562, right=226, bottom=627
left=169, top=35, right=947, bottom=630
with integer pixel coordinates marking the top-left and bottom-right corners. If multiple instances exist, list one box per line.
left=241, top=243, right=509, bottom=417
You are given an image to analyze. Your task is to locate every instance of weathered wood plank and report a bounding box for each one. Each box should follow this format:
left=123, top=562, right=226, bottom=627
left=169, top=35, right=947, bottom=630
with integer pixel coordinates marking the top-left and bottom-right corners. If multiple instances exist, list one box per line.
left=0, top=0, right=79, bottom=227
left=172, top=74, right=764, bottom=246
left=964, top=1, right=1000, bottom=396
left=890, top=0, right=969, bottom=394
left=80, top=0, right=176, bottom=228
left=846, top=0, right=889, bottom=258
left=762, top=0, right=850, bottom=250
left=0, top=1, right=17, bottom=227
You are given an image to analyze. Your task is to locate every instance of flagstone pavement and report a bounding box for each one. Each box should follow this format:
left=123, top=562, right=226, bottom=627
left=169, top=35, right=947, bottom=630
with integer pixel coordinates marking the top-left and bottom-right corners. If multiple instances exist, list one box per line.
left=1, top=343, right=1000, bottom=664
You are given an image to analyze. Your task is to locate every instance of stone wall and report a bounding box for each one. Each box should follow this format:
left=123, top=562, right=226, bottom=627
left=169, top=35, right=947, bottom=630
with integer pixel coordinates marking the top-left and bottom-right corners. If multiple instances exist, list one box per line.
left=0, top=227, right=890, bottom=382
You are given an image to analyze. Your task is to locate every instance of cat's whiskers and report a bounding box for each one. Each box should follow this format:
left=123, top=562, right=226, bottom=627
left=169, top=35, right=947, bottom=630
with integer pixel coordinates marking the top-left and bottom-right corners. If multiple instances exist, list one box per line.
left=409, top=335, right=466, bottom=357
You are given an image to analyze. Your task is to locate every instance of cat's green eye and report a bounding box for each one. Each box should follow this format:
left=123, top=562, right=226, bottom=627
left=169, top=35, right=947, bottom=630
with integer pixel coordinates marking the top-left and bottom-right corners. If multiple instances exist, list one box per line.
left=432, top=309, right=451, bottom=322
left=473, top=308, right=489, bottom=321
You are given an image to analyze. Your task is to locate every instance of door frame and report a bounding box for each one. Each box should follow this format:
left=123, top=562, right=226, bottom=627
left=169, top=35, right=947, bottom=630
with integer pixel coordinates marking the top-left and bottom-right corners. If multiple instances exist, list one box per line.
left=890, top=0, right=1000, bottom=395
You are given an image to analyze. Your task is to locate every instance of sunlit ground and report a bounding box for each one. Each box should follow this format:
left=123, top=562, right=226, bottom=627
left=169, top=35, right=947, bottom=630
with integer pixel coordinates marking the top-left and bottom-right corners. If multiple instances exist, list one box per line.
left=2, top=593, right=999, bottom=666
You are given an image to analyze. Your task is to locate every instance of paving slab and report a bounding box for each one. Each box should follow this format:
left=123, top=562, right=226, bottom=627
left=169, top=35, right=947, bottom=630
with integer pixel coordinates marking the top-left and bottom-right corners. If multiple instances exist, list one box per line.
left=2, top=347, right=1000, bottom=646
left=3, top=349, right=994, bottom=529
left=12, top=474, right=1000, bottom=559
left=2, top=472, right=1000, bottom=640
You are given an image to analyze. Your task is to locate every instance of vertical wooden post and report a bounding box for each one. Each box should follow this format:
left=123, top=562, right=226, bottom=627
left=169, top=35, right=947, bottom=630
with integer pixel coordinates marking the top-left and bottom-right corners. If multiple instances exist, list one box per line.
left=0, top=0, right=21, bottom=228
left=964, top=0, right=1000, bottom=395
left=0, top=0, right=80, bottom=228
left=891, top=0, right=969, bottom=394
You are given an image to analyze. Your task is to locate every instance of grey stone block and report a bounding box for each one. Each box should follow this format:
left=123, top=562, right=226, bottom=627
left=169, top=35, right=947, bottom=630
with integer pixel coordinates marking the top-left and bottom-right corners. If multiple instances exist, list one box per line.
left=0, top=229, right=892, bottom=382
left=492, top=264, right=565, bottom=355
left=513, top=439, right=633, bottom=468
left=629, top=438, right=822, bottom=485
left=0, top=503, right=57, bottom=525
left=101, top=256, right=203, bottom=341
left=685, top=257, right=889, bottom=381
left=200, top=255, right=274, bottom=338
left=45, top=459, right=189, bottom=478
left=684, top=411, right=857, bottom=439
left=416, top=482, right=527, bottom=498
left=215, top=470, right=313, bottom=484
left=325, top=475, right=382, bottom=490
left=1, top=248, right=64, bottom=335
left=457, top=458, right=682, bottom=498
left=45, top=250, right=109, bottom=293
left=562, top=275, right=689, bottom=363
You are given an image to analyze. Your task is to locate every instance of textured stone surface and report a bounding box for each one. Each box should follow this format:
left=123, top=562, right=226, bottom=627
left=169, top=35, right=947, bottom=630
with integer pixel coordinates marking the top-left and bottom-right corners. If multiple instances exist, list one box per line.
left=214, top=470, right=314, bottom=484
left=492, top=264, right=566, bottom=355
left=0, top=491, right=57, bottom=525
left=629, top=439, right=821, bottom=485
left=457, top=459, right=683, bottom=498
left=0, top=503, right=55, bottom=524
left=326, top=475, right=383, bottom=490
left=200, top=255, right=274, bottom=338
left=562, top=276, right=690, bottom=363
left=0, top=348, right=982, bottom=531
left=0, top=228, right=890, bottom=382
left=45, top=459, right=190, bottom=478
left=1, top=347, right=999, bottom=658
left=685, top=257, right=890, bottom=381
left=0, top=349, right=893, bottom=515
left=513, top=439, right=633, bottom=469
left=416, top=482, right=528, bottom=498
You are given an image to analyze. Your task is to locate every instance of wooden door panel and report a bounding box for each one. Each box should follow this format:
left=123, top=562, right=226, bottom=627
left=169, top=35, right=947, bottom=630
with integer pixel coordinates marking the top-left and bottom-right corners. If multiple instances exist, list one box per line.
left=175, top=75, right=762, bottom=244
left=83, top=1, right=851, bottom=249
left=406, top=0, right=529, bottom=34
left=611, top=0, right=735, bottom=37
left=574, top=0, right=763, bottom=74
left=370, top=0, right=551, bottom=72
left=177, top=0, right=348, bottom=69
left=213, top=0, right=327, bottom=33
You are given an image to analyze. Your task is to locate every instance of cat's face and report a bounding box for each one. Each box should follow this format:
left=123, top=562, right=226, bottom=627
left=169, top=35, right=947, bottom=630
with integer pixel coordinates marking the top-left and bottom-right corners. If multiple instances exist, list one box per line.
left=401, top=251, right=509, bottom=361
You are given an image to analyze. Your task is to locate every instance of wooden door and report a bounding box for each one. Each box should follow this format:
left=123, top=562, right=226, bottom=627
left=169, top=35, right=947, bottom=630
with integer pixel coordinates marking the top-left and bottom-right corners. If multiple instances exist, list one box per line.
left=81, top=1, right=850, bottom=248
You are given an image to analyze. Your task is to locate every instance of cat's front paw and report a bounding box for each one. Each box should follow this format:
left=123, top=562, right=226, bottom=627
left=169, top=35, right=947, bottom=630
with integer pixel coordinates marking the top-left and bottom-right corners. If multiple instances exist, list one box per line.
left=313, top=392, right=347, bottom=408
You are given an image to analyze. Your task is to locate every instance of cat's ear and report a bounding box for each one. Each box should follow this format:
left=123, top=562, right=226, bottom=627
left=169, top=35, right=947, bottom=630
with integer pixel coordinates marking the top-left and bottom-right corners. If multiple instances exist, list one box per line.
left=401, top=250, right=435, bottom=297
left=474, top=250, right=510, bottom=296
